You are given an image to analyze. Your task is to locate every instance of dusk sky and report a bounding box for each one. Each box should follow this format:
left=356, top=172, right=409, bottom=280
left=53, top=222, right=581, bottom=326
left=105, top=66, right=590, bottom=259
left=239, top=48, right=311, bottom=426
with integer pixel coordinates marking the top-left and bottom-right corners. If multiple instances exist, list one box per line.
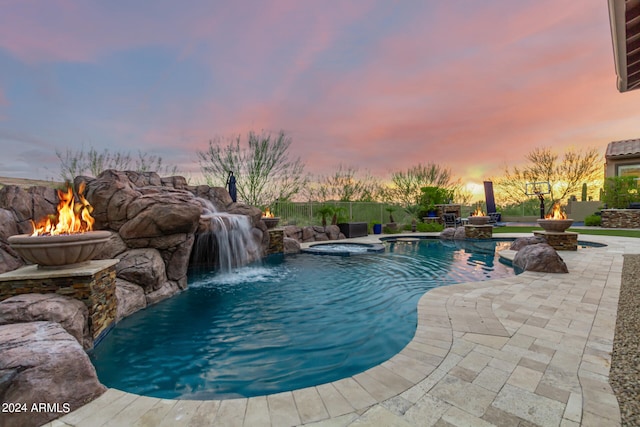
left=1, top=1, right=639, bottom=191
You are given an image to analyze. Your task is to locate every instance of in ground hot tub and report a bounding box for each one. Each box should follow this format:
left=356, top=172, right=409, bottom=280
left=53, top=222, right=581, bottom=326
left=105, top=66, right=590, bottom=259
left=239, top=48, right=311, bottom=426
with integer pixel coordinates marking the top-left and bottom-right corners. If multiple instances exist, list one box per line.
left=302, top=242, right=385, bottom=256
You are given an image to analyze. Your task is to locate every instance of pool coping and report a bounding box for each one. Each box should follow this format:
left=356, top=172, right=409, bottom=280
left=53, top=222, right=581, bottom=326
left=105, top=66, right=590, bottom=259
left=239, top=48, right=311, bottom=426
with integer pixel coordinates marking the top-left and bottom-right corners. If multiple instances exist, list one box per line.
left=43, top=232, right=634, bottom=426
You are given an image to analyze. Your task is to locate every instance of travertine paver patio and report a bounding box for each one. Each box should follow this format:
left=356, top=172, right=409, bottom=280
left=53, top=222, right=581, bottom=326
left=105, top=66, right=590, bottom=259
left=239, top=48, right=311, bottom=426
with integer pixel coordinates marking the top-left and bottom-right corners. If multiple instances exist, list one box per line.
left=43, top=233, right=636, bottom=427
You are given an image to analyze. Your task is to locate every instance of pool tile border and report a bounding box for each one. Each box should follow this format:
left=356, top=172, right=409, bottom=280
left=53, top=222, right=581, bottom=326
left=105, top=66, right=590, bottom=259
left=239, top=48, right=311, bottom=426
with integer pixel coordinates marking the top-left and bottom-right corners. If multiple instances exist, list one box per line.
left=43, top=233, right=634, bottom=426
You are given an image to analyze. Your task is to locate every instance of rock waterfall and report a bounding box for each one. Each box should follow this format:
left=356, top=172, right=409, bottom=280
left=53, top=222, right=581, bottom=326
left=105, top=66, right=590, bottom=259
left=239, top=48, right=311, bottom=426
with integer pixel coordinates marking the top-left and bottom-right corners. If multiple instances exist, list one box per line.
left=190, top=199, right=261, bottom=272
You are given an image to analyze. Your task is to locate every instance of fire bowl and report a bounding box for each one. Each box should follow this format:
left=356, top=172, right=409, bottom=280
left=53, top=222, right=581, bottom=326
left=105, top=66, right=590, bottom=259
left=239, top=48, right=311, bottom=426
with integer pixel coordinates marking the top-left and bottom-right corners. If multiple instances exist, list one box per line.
left=468, top=215, right=490, bottom=225
left=8, top=230, right=112, bottom=268
left=262, top=217, right=281, bottom=229
left=537, top=219, right=574, bottom=233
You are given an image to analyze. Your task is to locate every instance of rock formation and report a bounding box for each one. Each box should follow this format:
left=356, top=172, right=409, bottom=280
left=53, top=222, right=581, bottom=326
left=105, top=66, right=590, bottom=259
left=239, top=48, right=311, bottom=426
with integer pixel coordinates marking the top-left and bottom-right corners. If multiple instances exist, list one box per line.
left=0, top=170, right=272, bottom=423
left=0, top=322, right=106, bottom=427
left=509, top=235, right=546, bottom=251
left=283, top=224, right=345, bottom=243
left=0, top=294, right=91, bottom=350
left=513, top=243, right=569, bottom=273
left=0, top=170, right=269, bottom=310
left=439, top=226, right=466, bottom=240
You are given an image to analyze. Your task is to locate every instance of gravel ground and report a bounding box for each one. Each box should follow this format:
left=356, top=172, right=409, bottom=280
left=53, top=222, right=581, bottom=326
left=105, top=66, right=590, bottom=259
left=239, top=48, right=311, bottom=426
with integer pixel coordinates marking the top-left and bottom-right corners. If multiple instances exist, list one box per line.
left=610, top=254, right=640, bottom=427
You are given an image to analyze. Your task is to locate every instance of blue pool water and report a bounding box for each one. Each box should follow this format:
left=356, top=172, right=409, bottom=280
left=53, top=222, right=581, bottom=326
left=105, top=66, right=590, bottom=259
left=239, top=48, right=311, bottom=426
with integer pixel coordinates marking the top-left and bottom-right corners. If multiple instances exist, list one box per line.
left=90, top=238, right=514, bottom=399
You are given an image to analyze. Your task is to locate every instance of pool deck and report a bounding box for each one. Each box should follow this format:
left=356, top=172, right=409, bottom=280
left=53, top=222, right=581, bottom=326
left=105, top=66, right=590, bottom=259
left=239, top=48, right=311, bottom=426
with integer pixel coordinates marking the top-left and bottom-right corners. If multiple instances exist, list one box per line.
left=43, top=232, right=636, bottom=427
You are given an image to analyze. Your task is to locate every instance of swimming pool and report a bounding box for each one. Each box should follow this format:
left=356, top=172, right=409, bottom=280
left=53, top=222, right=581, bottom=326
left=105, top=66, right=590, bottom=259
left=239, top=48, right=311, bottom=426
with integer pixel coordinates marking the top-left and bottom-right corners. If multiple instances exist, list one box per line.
left=90, top=238, right=514, bottom=399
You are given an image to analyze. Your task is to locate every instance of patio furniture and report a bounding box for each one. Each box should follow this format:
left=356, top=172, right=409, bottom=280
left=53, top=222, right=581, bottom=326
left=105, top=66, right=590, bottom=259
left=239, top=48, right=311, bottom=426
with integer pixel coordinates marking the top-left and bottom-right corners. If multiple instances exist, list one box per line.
left=338, top=222, right=368, bottom=238
left=442, top=213, right=459, bottom=228
left=488, top=212, right=501, bottom=224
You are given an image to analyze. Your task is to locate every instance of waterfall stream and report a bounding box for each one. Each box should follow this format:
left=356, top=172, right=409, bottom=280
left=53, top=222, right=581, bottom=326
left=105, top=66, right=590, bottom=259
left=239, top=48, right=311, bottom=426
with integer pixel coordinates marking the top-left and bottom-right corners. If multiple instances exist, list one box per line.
left=190, top=199, right=261, bottom=272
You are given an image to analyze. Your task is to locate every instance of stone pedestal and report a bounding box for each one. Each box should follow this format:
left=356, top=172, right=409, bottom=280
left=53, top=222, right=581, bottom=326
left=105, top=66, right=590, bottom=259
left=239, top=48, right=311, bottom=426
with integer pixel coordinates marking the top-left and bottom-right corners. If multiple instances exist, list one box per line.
left=464, top=224, right=493, bottom=239
left=533, top=231, right=578, bottom=251
left=0, top=260, right=118, bottom=345
left=267, top=228, right=284, bottom=254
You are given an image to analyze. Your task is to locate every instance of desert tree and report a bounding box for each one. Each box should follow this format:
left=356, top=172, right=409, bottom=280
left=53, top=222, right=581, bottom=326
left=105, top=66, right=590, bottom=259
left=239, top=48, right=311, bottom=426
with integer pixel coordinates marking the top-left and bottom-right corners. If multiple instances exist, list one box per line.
left=308, top=164, right=382, bottom=202
left=197, top=130, right=308, bottom=207
left=384, top=163, right=460, bottom=207
left=493, top=146, right=603, bottom=209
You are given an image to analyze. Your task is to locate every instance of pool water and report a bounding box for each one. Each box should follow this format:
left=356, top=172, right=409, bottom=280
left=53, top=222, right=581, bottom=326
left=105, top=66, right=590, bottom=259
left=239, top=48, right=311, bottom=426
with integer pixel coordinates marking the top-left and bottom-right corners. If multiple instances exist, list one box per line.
left=91, top=239, right=514, bottom=399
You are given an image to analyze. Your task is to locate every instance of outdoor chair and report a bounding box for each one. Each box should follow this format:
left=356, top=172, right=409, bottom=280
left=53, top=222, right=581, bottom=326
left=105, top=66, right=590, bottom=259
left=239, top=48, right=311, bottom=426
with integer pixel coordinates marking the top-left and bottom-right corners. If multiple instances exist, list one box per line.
left=488, top=212, right=501, bottom=224
left=442, top=213, right=459, bottom=228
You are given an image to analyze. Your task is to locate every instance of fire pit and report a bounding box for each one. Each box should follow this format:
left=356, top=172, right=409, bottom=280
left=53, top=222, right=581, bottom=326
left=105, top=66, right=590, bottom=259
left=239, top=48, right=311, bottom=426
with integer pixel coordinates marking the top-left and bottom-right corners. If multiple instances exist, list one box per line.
left=7, top=182, right=111, bottom=268
left=536, top=219, right=574, bottom=233
left=262, top=207, right=280, bottom=229
left=8, top=231, right=111, bottom=268
left=468, top=205, right=490, bottom=225
left=537, top=203, right=574, bottom=233
left=533, top=203, right=577, bottom=250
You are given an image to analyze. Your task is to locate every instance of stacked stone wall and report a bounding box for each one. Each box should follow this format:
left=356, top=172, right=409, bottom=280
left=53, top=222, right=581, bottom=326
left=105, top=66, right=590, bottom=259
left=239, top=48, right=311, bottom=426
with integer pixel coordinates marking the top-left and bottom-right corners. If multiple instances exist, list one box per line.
left=533, top=231, right=578, bottom=251
left=0, top=260, right=117, bottom=344
left=464, top=225, right=493, bottom=239
left=601, top=209, right=640, bottom=228
left=267, top=229, right=284, bottom=254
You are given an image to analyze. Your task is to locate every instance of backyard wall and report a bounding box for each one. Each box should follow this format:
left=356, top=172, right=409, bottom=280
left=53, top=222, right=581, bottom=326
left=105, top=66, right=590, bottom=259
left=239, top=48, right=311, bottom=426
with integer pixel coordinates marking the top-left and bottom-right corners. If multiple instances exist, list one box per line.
left=501, top=215, right=540, bottom=223
left=601, top=209, right=640, bottom=228
left=566, top=201, right=602, bottom=222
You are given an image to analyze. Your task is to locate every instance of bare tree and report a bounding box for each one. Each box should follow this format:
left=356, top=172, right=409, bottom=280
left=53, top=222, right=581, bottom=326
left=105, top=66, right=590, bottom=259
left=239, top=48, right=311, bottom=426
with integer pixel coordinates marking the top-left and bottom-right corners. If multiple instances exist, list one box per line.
left=309, top=164, right=382, bottom=202
left=57, top=146, right=179, bottom=181
left=493, top=146, right=603, bottom=209
left=197, top=130, right=308, bottom=207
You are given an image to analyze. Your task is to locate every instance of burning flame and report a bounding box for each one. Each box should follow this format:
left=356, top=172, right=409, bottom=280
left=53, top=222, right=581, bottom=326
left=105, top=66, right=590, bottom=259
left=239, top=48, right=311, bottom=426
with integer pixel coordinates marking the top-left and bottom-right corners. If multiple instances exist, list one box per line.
left=263, top=207, right=274, bottom=218
left=31, top=182, right=95, bottom=236
left=545, top=203, right=567, bottom=220
left=471, top=205, right=485, bottom=216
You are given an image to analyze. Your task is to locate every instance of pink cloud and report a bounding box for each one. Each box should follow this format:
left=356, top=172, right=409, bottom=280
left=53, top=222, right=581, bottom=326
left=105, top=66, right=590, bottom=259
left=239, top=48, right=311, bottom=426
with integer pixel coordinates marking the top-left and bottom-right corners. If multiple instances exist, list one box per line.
left=5, top=0, right=638, bottom=188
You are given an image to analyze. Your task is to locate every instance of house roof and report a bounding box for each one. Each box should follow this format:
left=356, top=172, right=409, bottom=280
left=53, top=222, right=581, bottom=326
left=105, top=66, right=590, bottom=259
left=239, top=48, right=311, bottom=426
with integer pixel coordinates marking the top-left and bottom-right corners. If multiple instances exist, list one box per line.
left=605, top=139, right=640, bottom=158
left=608, top=0, right=640, bottom=92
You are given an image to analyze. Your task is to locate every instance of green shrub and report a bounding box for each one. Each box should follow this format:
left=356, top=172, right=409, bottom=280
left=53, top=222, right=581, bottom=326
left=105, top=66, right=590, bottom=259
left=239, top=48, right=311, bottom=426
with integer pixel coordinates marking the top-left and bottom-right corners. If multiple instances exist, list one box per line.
left=603, top=176, right=640, bottom=208
left=584, top=214, right=602, bottom=226
left=417, top=222, right=444, bottom=232
left=382, top=225, right=401, bottom=234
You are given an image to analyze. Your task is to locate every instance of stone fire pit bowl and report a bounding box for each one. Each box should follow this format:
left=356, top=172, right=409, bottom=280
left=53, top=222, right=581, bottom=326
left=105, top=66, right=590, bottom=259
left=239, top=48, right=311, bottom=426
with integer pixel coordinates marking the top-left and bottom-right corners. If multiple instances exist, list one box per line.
left=262, top=217, right=281, bottom=229
left=468, top=215, right=490, bottom=225
left=537, top=218, right=574, bottom=233
left=8, top=230, right=112, bottom=268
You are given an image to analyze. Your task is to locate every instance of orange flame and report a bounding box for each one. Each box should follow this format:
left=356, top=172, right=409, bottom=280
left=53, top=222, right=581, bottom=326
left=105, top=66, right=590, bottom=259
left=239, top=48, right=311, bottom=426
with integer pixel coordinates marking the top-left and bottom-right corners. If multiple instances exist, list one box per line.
left=31, top=182, right=95, bottom=236
left=263, top=207, right=274, bottom=218
left=471, top=205, right=485, bottom=216
left=545, top=203, right=567, bottom=220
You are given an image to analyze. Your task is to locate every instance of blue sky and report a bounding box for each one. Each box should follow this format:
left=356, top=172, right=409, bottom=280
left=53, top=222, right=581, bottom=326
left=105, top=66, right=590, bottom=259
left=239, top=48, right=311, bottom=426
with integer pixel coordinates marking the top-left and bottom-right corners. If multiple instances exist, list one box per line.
left=1, top=0, right=639, bottom=189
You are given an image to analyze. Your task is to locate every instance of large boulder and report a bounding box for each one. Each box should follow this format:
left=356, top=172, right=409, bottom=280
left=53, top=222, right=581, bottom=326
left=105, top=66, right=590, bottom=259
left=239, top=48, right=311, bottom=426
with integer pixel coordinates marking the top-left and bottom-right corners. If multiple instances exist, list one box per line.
left=0, top=208, right=19, bottom=240
left=115, top=279, right=147, bottom=321
left=0, top=209, right=23, bottom=273
left=0, top=242, right=23, bottom=274
left=118, top=191, right=201, bottom=240
left=510, top=235, right=546, bottom=251
left=283, top=225, right=302, bottom=240
left=0, top=294, right=91, bottom=349
left=284, top=237, right=301, bottom=254
left=190, top=185, right=234, bottom=211
left=513, top=243, right=568, bottom=273
left=440, top=227, right=466, bottom=240
left=79, top=171, right=140, bottom=231
left=0, top=185, right=57, bottom=234
left=116, top=248, right=167, bottom=293
left=0, top=322, right=106, bottom=427
left=325, top=225, right=341, bottom=240
left=145, top=281, right=181, bottom=305
left=95, top=231, right=128, bottom=259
